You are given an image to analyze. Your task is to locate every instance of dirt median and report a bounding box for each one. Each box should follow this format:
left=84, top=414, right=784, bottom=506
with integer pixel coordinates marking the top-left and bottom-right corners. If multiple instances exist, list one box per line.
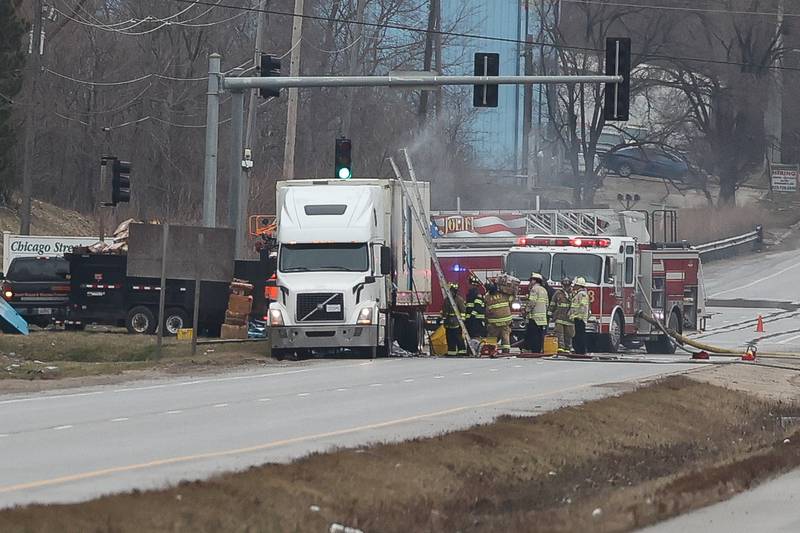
left=2, top=374, right=799, bottom=532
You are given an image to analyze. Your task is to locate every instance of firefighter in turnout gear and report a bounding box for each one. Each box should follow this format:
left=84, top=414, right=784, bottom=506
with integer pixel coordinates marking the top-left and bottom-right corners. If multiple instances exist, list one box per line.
left=525, top=272, right=549, bottom=353
left=442, top=283, right=467, bottom=356
left=485, top=281, right=513, bottom=353
left=570, top=277, right=590, bottom=355
left=464, top=274, right=486, bottom=338
left=549, top=277, right=574, bottom=353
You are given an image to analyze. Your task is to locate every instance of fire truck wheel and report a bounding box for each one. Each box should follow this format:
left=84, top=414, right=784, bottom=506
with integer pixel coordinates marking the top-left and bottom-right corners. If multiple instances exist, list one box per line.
left=599, top=312, right=624, bottom=353
left=126, top=306, right=157, bottom=335
left=645, top=310, right=680, bottom=354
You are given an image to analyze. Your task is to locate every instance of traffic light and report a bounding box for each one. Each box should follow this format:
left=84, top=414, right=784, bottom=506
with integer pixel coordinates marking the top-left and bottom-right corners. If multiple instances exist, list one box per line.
left=335, top=137, right=352, bottom=179
left=259, top=54, right=282, bottom=99
left=604, top=37, right=631, bottom=121
left=111, top=159, right=131, bottom=205
left=473, top=52, right=499, bottom=108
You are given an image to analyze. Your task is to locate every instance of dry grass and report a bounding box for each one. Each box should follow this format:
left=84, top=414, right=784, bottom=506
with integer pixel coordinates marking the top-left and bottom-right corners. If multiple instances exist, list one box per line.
left=2, top=376, right=798, bottom=533
left=0, top=330, right=270, bottom=381
left=676, top=204, right=799, bottom=244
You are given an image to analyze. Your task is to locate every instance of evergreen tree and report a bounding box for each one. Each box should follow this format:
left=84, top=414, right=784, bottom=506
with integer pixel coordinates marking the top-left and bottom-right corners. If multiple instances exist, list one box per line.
left=0, top=0, right=27, bottom=205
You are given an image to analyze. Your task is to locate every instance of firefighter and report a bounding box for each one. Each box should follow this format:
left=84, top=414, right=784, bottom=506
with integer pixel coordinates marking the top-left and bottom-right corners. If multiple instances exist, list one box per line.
left=525, top=272, right=549, bottom=353
left=549, top=277, right=574, bottom=353
left=485, top=281, right=513, bottom=353
left=442, top=283, right=467, bottom=356
left=571, top=277, right=590, bottom=355
left=464, top=274, right=486, bottom=338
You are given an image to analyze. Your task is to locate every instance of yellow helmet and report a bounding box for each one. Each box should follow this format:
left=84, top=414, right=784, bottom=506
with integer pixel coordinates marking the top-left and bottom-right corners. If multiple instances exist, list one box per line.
left=574, top=277, right=586, bottom=287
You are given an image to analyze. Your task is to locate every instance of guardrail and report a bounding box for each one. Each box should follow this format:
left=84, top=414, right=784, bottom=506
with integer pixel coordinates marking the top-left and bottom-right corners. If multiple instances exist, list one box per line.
left=693, top=225, right=763, bottom=261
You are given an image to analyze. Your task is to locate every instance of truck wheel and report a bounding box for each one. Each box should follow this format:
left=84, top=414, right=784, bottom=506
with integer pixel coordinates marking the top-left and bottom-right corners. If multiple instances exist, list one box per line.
left=164, top=307, right=189, bottom=336
left=645, top=310, right=680, bottom=355
left=126, top=306, right=156, bottom=335
left=598, top=312, right=624, bottom=353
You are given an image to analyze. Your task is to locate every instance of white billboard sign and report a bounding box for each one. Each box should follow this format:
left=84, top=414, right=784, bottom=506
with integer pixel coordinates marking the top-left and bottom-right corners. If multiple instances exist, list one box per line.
left=2, top=232, right=100, bottom=274
left=771, top=164, right=799, bottom=193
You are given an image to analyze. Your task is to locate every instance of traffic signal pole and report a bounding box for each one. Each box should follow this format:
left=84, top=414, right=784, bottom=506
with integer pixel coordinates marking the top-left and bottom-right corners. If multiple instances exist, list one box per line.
left=202, top=52, right=624, bottom=256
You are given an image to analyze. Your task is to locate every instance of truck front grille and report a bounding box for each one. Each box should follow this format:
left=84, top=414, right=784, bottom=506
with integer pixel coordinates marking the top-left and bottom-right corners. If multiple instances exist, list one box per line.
left=296, top=293, right=344, bottom=322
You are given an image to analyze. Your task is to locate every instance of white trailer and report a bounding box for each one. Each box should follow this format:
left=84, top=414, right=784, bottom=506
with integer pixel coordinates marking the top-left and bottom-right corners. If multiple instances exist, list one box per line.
left=268, top=178, right=431, bottom=358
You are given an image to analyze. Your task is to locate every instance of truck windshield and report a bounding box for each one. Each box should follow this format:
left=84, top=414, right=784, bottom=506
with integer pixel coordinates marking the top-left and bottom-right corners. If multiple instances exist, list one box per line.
left=505, top=252, right=551, bottom=280
left=551, top=253, right=603, bottom=285
left=280, top=243, right=369, bottom=273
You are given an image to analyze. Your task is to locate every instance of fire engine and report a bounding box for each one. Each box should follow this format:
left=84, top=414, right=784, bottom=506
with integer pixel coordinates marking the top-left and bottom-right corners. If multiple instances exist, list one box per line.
left=427, top=209, right=707, bottom=353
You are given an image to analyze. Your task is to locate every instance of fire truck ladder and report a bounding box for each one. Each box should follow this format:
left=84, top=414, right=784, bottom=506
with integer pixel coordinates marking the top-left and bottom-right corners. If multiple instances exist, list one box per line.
left=525, top=210, right=619, bottom=236
left=389, top=150, right=476, bottom=357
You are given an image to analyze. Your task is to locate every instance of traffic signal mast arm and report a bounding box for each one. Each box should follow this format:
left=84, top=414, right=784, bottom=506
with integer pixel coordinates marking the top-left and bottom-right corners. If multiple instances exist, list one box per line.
left=225, top=74, right=622, bottom=91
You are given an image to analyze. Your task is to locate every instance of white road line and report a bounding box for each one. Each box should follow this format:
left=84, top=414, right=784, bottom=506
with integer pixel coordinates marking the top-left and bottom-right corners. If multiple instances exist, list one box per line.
left=712, top=261, right=800, bottom=297
left=778, top=333, right=800, bottom=345
left=369, top=383, right=382, bottom=387
left=257, top=398, right=271, bottom=402
left=489, top=368, right=499, bottom=372
left=0, top=434, right=9, bottom=438
left=213, top=403, right=229, bottom=408
left=0, top=391, right=103, bottom=406
left=165, top=410, right=183, bottom=415
left=402, top=378, right=414, bottom=383
left=433, top=375, right=444, bottom=379
left=462, top=372, right=473, bottom=376
left=513, top=365, right=522, bottom=368
left=336, top=388, right=348, bottom=392
left=110, top=417, right=129, bottom=422
left=297, top=393, right=310, bottom=397
left=53, top=425, right=73, bottom=431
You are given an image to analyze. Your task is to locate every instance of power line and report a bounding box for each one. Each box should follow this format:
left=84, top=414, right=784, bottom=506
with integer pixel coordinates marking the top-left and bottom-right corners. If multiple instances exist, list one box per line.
left=166, top=0, right=800, bottom=74
left=45, top=68, right=206, bottom=86
left=560, top=0, right=800, bottom=20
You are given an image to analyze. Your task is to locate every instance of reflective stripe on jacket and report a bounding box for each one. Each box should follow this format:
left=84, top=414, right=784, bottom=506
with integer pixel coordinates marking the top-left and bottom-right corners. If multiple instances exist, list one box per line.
left=485, top=292, right=512, bottom=325
left=570, top=289, right=590, bottom=321
left=526, top=284, right=549, bottom=325
left=549, top=289, right=573, bottom=326
left=466, top=287, right=486, bottom=320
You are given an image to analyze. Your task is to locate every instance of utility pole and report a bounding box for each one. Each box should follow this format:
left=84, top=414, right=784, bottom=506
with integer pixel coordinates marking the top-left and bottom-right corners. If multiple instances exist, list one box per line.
left=766, top=0, right=784, bottom=164
left=342, top=0, right=367, bottom=135
left=433, top=0, right=442, bottom=117
left=418, top=0, right=437, bottom=125
left=282, top=0, right=304, bottom=180
left=244, top=0, right=267, bottom=150
left=203, top=53, right=221, bottom=227
left=20, top=0, right=45, bottom=235
left=522, top=2, right=533, bottom=176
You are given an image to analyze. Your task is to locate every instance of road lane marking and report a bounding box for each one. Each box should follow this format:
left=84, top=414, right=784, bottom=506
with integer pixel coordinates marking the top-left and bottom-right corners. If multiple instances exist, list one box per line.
left=490, top=368, right=499, bottom=372
left=514, top=365, right=522, bottom=368
left=0, top=361, right=386, bottom=406
left=712, top=261, right=800, bottom=297
left=462, top=372, right=472, bottom=376
left=335, top=388, right=348, bottom=392
left=110, top=418, right=129, bottom=423
left=369, top=383, right=382, bottom=387
left=402, top=378, right=414, bottom=383
left=0, top=434, right=8, bottom=438
left=257, top=398, right=271, bottom=402
left=164, top=410, right=183, bottom=415
left=778, top=333, right=800, bottom=345
left=0, top=378, right=675, bottom=495
left=53, top=425, right=73, bottom=431
left=433, top=375, right=444, bottom=379
left=297, top=393, right=310, bottom=397
left=213, top=403, right=229, bottom=408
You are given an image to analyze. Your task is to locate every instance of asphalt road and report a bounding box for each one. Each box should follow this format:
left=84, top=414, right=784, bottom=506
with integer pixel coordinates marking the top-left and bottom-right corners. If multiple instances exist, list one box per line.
left=1, top=246, right=798, bottom=510
left=0, top=356, right=697, bottom=508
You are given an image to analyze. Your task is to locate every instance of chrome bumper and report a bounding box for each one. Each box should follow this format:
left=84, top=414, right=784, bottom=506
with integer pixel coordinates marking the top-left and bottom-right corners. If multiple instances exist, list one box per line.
left=270, top=324, right=378, bottom=349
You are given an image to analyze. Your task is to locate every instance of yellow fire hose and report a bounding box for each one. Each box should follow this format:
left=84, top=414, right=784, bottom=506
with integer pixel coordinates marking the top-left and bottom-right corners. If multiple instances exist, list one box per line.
left=637, top=312, right=800, bottom=359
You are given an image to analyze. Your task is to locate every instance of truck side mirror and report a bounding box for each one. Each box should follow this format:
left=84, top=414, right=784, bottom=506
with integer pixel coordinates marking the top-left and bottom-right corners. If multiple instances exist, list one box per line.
left=380, top=246, right=391, bottom=276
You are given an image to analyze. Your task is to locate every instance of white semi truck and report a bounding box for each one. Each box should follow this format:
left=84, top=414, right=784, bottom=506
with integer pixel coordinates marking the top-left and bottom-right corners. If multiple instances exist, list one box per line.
left=268, top=178, right=432, bottom=359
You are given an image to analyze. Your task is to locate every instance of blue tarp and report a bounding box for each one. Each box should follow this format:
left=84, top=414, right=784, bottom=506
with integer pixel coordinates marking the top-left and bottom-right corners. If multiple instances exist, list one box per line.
left=0, top=298, right=29, bottom=335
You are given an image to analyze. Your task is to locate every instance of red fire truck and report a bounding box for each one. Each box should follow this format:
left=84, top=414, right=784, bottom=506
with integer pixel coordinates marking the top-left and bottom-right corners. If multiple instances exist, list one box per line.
left=427, top=209, right=707, bottom=354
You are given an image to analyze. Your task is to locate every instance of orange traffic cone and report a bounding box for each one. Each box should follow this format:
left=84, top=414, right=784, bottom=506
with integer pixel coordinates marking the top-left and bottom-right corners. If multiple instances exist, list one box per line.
left=755, top=315, right=765, bottom=333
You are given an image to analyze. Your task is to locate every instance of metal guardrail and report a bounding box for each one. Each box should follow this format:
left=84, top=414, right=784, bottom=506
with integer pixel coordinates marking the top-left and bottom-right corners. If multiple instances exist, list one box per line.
left=693, top=226, right=763, bottom=259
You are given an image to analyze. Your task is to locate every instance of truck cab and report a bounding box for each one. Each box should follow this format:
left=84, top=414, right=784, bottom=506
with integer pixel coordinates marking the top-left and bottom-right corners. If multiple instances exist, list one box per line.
left=268, top=179, right=430, bottom=359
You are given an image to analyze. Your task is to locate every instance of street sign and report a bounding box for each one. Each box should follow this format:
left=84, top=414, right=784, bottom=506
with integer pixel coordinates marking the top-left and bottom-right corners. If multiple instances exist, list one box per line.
left=770, top=163, right=799, bottom=193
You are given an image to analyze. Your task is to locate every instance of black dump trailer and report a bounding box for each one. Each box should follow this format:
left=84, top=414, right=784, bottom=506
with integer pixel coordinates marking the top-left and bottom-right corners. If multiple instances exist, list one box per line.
left=65, top=253, right=229, bottom=335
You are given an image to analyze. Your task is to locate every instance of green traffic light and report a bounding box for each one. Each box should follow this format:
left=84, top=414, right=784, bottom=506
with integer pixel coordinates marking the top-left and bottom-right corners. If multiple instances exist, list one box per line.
left=338, top=167, right=352, bottom=179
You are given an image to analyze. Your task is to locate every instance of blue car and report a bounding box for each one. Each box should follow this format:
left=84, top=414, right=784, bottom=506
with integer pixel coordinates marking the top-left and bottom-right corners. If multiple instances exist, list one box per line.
left=602, top=145, right=689, bottom=180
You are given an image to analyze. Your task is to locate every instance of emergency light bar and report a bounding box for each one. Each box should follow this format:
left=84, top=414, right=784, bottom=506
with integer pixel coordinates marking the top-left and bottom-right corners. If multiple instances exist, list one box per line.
left=516, top=236, right=611, bottom=248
